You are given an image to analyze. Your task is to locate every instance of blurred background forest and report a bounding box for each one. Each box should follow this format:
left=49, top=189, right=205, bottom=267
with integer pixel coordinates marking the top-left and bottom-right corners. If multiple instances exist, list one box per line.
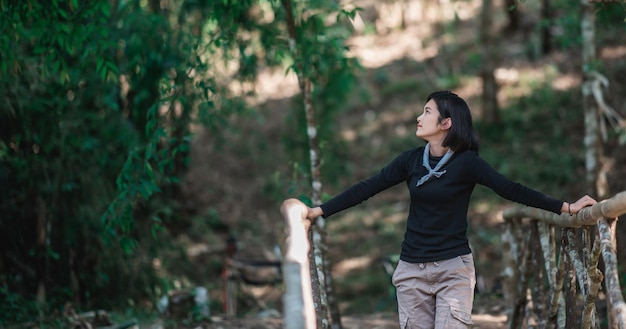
left=1, top=0, right=626, bottom=327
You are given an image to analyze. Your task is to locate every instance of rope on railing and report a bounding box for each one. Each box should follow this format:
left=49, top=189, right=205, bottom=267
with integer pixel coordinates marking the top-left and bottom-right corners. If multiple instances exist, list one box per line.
left=280, top=198, right=316, bottom=329
left=501, top=190, right=626, bottom=329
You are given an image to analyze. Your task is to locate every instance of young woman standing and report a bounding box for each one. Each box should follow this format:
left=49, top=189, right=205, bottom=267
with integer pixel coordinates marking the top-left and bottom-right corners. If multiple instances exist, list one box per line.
left=305, top=91, right=597, bottom=328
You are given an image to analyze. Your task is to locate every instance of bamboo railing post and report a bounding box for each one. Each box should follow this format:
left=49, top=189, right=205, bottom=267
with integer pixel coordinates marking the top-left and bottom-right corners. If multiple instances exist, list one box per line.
left=597, top=217, right=626, bottom=329
left=501, top=218, right=522, bottom=329
left=501, top=190, right=626, bottom=329
left=281, top=198, right=316, bottom=329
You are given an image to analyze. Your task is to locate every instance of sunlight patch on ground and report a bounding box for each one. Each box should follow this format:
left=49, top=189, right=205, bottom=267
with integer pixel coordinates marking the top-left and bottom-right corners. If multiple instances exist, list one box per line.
left=472, top=313, right=508, bottom=325
left=252, top=69, right=300, bottom=103
left=341, top=312, right=399, bottom=329
left=497, top=63, right=563, bottom=108
left=601, top=45, right=626, bottom=59
left=332, top=255, right=375, bottom=276
left=248, top=0, right=487, bottom=115
left=347, top=29, right=439, bottom=69
left=551, top=73, right=580, bottom=91
left=345, top=0, right=481, bottom=69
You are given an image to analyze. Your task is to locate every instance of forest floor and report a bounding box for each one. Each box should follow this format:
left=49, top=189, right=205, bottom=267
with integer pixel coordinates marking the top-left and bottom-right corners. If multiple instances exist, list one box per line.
left=188, top=310, right=507, bottom=329
left=148, top=301, right=507, bottom=328
left=173, top=0, right=626, bottom=328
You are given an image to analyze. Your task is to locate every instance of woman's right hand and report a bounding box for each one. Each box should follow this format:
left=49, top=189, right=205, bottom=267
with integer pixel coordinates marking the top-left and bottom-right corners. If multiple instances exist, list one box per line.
left=307, top=206, right=324, bottom=219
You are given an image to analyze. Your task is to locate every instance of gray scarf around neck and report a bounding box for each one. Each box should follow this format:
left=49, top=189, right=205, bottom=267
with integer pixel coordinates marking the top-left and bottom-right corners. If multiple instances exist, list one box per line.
left=415, top=143, right=455, bottom=187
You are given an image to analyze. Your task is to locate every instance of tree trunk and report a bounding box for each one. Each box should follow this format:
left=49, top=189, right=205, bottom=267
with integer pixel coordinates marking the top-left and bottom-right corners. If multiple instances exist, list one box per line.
left=35, top=196, right=47, bottom=318
left=280, top=1, right=343, bottom=327
left=581, top=5, right=622, bottom=325
left=504, top=0, right=520, bottom=31
left=479, top=0, right=500, bottom=124
left=541, top=0, right=552, bottom=55
left=580, top=0, right=605, bottom=198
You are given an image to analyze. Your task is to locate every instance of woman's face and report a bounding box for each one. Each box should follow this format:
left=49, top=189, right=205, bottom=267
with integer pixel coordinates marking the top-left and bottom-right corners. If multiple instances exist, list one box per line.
left=415, top=99, right=449, bottom=142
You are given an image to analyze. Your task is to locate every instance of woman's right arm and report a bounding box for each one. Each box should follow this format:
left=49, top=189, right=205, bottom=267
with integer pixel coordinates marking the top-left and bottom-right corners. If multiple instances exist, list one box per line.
left=308, top=149, right=414, bottom=219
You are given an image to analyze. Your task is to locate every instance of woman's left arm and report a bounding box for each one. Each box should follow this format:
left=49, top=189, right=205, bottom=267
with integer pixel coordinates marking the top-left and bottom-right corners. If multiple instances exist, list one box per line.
left=470, top=153, right=596, bottom=215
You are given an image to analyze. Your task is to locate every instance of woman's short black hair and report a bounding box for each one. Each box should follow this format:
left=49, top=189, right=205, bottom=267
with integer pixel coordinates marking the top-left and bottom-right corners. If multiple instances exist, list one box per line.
left=426, top=91, right=479, bottom=152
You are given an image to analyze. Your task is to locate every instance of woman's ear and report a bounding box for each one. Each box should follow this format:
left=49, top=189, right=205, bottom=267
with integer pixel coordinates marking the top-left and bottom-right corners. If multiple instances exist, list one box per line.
left=440, top=117, right=452, bottom=130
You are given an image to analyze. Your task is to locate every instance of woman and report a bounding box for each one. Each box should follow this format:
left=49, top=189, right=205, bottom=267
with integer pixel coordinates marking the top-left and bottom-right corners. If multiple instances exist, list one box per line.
left=305, top=91, right=597, bottom=328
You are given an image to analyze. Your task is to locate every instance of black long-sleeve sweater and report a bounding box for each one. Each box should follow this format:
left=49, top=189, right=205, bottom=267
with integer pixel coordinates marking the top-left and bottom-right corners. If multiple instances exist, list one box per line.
left=320, top=146, right=564, bottom=263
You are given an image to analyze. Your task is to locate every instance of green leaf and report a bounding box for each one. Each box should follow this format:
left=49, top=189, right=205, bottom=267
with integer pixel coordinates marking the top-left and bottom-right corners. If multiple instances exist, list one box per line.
left=151, top=223, right=163, bottom=239
left=0, top=58, right=6, bottom=75
left=96, top=58, right=104, bottom=73
left=100, top=2, right=110, bottom=17
left=60, top=70, right=70, bottom=84
left=100, top=65, right=107, bottom=81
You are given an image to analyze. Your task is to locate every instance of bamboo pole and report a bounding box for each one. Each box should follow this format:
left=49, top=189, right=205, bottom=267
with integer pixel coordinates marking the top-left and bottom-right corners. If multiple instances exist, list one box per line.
left=597, top=218, right=626, bottom=329
left=281, top=198, right=316, bottom=329
left=503, top=190, right=626, bottom=328
left=502, top=190, right=626, bottom=227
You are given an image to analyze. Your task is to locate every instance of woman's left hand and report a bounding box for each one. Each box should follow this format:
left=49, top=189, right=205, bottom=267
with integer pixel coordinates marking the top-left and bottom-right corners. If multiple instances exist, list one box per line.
left=567, top=194, right=597, bottom=215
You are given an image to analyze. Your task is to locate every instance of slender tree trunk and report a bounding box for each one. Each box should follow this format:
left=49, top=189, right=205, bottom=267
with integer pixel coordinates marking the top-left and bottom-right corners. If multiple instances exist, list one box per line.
left=479, top=0, right=500, bottom=124
left=303, top=78, right=331, bottom=329
left=280, top=1, right=343, bottom=327
left=35, top=196, right=47, bottom=318
left=303, top=79, right=343, bottom=329
left=541, top=0, right=552, bottom=55
left=581, top=0, right=605, bottom=198
left=580, top=6, right=621, bottom=326
left=504, top=0, right=520, bottom=31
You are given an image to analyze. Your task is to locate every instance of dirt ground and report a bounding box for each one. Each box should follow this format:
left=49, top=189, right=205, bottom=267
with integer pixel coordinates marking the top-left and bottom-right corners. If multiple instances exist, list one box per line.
left=192, top=311, right=507, bottom=329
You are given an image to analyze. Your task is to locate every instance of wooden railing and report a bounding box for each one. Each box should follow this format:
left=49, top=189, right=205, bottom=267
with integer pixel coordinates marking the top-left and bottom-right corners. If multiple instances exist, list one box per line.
left=280, top=198, right=317, bottom=329
left=501, top=190, right=626, bottom=329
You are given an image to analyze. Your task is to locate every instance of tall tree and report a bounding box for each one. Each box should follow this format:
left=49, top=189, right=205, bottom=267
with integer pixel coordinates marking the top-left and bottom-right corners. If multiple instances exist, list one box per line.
left=279, top=0, right=357, bottom=327
left=580, top=0, right=605, bottom=199
left=479, top=0, right=500, bottom=124
left=540, top=0, right=553, bottom=55
left=504, top=0, right=521, bottom=31
left=280, top=1, right=329, bottom=326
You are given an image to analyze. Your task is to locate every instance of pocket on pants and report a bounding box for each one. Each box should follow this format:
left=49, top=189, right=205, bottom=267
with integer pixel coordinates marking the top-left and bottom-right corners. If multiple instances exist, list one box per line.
left=450, top=305, right=473, bottom=325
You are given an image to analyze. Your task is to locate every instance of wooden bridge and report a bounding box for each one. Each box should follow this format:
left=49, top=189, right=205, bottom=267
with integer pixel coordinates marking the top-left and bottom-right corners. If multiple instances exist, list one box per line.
left=281, top=190, right=626, bottom=329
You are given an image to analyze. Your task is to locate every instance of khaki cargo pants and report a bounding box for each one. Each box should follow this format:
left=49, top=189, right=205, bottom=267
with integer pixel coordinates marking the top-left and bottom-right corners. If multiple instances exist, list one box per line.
left=392, top=254, right=476, bottom=329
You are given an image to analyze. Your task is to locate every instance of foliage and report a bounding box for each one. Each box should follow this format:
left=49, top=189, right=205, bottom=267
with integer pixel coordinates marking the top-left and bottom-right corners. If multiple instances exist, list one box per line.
left=1, top=0, right=125, bottom=322
left=280, top=0, right=361, bottom=188
left=0, top=1, right=117, bottom=82
left=1, top=0, right=229, bottom=322
left=476, top=85, right=583, bottom=200
left=0, top=0, right=362, bottom=323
